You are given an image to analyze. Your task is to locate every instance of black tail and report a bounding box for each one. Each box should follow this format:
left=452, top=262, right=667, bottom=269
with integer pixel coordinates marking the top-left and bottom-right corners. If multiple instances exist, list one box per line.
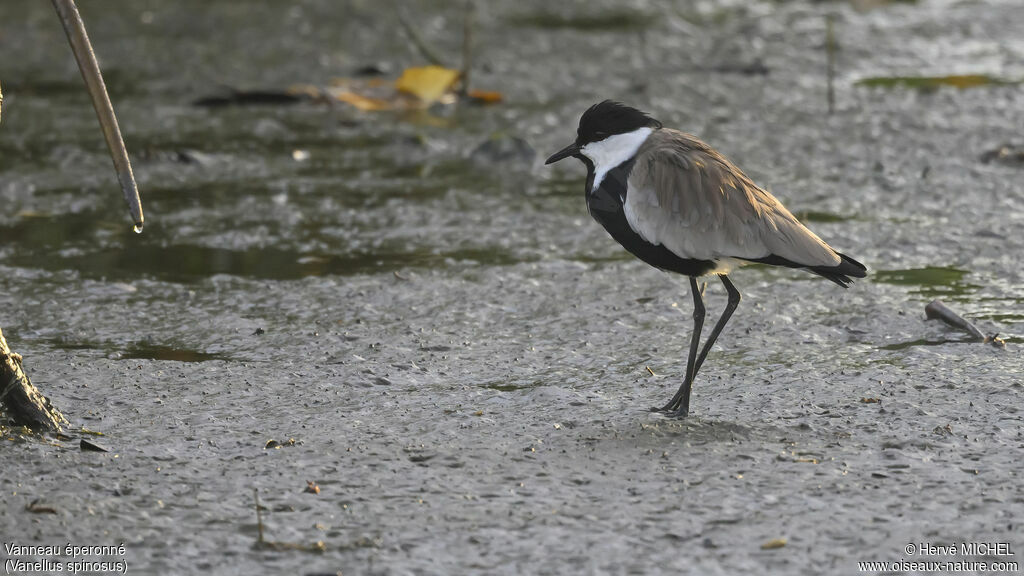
left=807, top=252, right=867, bottom=288
left=745, top=252, right=867, bottom=288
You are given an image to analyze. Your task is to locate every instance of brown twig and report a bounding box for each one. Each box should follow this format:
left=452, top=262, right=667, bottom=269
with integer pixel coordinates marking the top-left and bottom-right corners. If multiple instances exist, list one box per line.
left=458, top=1, right=476, bottom=96
left=925, top=300, right=1005, bottom=348
left=0, top=327, right=69, bottom=432
left=52, top=0, right=144, bottom=231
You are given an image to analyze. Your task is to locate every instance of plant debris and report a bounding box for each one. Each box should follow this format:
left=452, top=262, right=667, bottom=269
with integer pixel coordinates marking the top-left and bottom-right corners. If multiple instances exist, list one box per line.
left=194, top=68, right=501, bottom=112
left=193, top=90, right=307, bottom=108
left=760, top=538, right=787, bottom=550
left=925, top=300, right=1005, bottom=348
left=980, top=145, right=1024, bottom=167
left=856, top=75, right=1018, bottom=91
left=80, top=438, right=109, bottom=452
left=25, top=499, right=58, bottom=514
left=264, top=438, right=298, bottom=449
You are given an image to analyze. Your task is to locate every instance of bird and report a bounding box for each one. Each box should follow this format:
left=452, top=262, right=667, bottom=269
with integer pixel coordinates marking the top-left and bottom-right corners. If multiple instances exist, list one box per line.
left=545, top=101, right=866, bottom=417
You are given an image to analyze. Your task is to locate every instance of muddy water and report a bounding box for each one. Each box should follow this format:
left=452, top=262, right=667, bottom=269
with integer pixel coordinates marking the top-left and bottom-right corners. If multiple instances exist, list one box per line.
left=1, top=0, right=1022, bottom=574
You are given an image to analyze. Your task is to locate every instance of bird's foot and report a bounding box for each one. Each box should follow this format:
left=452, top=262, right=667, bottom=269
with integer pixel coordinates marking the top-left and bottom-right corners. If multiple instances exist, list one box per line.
left=650, top=404, right=689, bottom=418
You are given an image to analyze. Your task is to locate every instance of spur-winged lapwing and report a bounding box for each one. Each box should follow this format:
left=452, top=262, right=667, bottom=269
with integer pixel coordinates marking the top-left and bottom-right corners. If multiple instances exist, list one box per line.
left=546, top=101, right=866, bottom=417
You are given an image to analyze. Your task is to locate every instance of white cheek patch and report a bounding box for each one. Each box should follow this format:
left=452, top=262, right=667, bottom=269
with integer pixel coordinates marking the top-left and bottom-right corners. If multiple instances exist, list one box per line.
left=581, top=127, right=653, bottom=192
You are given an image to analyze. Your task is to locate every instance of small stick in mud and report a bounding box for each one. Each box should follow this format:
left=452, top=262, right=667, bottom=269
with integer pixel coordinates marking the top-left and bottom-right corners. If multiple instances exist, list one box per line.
left=925, top=300, right=1005, bottom=348
left=52, top=0, right=144, bottom=230
left=0, top=327, right=70, bottom=432
left=458, top=0, right=476, bottom=97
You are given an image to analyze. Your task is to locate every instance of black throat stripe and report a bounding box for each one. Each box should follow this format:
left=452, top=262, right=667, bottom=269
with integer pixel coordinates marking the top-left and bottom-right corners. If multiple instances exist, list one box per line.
left=585, top=158, right=716, bottom=277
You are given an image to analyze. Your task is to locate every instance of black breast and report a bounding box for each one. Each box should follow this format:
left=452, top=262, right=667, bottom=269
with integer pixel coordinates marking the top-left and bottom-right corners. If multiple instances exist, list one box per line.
left=585, top=158, right=715, bottom=278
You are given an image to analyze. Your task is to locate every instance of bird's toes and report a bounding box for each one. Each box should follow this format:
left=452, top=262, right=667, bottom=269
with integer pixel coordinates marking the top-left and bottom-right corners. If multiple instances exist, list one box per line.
left=651, top=403, right=687, bottom=417
left=656, top=407, right=689, bottom=419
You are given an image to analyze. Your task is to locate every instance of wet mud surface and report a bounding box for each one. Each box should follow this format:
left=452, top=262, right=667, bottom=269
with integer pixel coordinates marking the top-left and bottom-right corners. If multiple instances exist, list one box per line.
left=1, top=0, right=1023, bottom=574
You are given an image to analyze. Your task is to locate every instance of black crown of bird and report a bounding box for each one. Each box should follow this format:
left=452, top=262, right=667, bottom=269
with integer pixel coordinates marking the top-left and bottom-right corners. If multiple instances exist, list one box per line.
left=546, top=100, right=866, bottom=418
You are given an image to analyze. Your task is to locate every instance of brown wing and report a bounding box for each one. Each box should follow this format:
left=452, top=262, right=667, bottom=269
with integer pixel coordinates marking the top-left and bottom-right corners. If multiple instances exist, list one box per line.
left=625, top=129, right=841, bottom=267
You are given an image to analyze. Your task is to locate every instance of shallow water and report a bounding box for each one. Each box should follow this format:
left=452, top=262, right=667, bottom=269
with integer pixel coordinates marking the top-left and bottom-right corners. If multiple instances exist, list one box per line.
left=1, top=0, right=1023, bottom=574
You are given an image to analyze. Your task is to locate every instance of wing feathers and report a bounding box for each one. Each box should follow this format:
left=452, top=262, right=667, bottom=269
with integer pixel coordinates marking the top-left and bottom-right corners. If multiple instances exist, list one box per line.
left=625, top=129, right=842, bottom=268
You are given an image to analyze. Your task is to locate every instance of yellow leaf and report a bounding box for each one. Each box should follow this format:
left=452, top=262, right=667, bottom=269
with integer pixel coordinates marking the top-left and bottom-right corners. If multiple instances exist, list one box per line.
left=761, top=538, right=787, bottom=550
left=395, top=66, right=460, bottom=104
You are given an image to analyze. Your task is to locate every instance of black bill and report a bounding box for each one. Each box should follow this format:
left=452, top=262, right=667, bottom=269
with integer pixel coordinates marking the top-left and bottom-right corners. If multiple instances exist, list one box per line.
left=545, top=142, right=581, bottom=165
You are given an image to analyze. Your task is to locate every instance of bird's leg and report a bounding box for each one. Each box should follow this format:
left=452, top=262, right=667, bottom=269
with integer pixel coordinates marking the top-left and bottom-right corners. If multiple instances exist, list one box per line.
left=656, top=276, right=705, bottom=415
left=691, top=275, right=742, bottom=377
left=655, top=275, right=741, bottom=417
